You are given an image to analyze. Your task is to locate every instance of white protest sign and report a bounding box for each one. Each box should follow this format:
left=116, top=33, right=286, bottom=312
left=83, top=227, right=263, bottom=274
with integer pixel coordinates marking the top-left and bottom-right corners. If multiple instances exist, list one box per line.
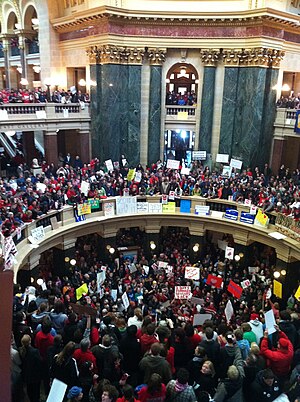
left=244, top=199, right=251, bottom=206
left=216, top=154, right=229, bottom=163
left=122, top=292, right=130, bottom=310
left=116, top=196, right=137, bottom=215
left=225, top=300, right=234, bottom=323
left=175, top=286, right=191, bottom=299
left=222, top=166, right=232, bottom=178
left=230, top=158, right=243, bottom=170
left=264, top=309, right=276, bottom=335
left=195, top=205, right=210, bottom=215
left=80, top=181, right=90, bottom=196
left=192, top=151, right=207, bottom=160
left=250, top=205, right=257, bottom=215
left=169, top=191, right=175, bottom=200
left=241, top=279, right=251, bottom=289
left=135, top=171, right=142, bottom=182
left=97, top=271, right=106, bottom=292
left=148, top=203, right=162, bottom=214
left=167, top=159, right=180, bottom=170
left=181, top=167, right=190, bottom=175
left=158, top=261, right=168, bottom=269
left=248, top=266, right=258, bottom=274
left=161, top=195, right=168, bottom=205
left=143, top=265, right=149, bottom=275
left=167, top=265, right=173, bottom=274
left=31, top=226, right=45, bottom=242
left=46, top=379, right=67, bottom=402
left=185, top=266, right=200, bottom=280
left=225, top=246, right=234, bottom=260
left=129, top=263, right=137, bottom=273
left=137, top=202, right=149, bottom=213
left=111, top=289, right=118, bottom=302
left=105, top=159, right=114, bottom=172
left=103, top=202, right=115, bottom=216
left=36, top=110, right=46, bottom=119
left=193, top=313, right=212, bottom=326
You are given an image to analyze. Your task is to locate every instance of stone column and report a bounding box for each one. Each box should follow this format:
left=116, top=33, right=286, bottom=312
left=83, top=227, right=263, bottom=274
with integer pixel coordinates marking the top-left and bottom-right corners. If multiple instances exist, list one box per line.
left=219, top=48, right=284, bottom=168
left=87, top=46, right=144, bottom=165
left=140, top=62, right=151, bottom=166
left=1, top=36, right=11, bottom=88
left=0, top=269, right=13, bottom=402
left=147, top=48, right=166, bottom=164
left=23, top=131, right=36, bottom=164
left=199, top=49, right=219, bottom=153
left=78, top=129, right=91, bottom=163
left=18, top=35, right=27, bottom=80
left=44, top=130, right=58, bottom=165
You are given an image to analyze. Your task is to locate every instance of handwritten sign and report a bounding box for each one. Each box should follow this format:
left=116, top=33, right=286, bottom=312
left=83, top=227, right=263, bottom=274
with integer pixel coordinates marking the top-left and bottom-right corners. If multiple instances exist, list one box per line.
left=167, top=159, right=180, bottom=170
left=175, top=286, right=191, bottom=299
left=77, top=203, right=91, bottom=216
left=185, top=266, right=200, bottom=280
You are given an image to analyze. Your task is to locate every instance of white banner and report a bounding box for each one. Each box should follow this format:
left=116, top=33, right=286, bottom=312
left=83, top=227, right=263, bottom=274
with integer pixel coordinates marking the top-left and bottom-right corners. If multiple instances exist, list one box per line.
left=116, top=196, right=137, bottom=215
left=148, top=203, right=162, bottom=214
left=230, top=158, right=243, bottom=169
left=216, top=154, right=229, bottom=163
left=137, top=202, right=149, bottom=213
left=105, top=159, right=114, bottom=172
left=167, top=159, right=180, bottom=170
left=185, top=266, right=200, bottom=280
left=31, top=226, right=45, bottom=242
left=192, top=151, right=207, bottom=160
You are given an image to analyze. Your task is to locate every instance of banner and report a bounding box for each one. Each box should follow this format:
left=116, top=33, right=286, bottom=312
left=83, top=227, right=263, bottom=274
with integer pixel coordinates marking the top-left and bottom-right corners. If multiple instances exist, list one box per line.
left=195, top=205, right=210, bottom=215
left=206, top=274, right=223, bottom=288
left=216, top=154, right=229, bottom=163
left=240, top=212, right=255, bottom=224
left=31, top=226, right=45, bottom=242
left=175, top=286, right=191, bottom=299
left=162, top=202, right=176, bottom=213
left=180, top=199, right=191, bottom=213
left=88, top=198, right=100, bottom=209
left=192, top=150, right=207, bottom=160
left=148, top=203, right=162, bottom=214
left=224, top=209, right=238, bottom=221
left=230, top=158, right=243, bottom=170
left=294, top=110, right=300, bottom=134
left=116, top=196, right=137, bottom=215
left=103, top=202, right=115, bottom=216
left=225, top=246, right=235, bottom=260
left=77, top=203, right=91, bottom=216
left=185, top=266, right=200, bottom=280
left=137, top=202, right=149, bottom=213
left=177, top=111, right=188, bottom=120
left=273, top=279, right=282, bottom=298
left=227, top=280, right=243, bottom=299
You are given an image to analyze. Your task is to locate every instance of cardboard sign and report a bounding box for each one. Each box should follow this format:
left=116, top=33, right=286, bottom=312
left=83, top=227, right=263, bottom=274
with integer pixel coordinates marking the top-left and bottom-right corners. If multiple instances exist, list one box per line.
left=185, top=266, right=200, bottom=280
left=127, top=169, right=136, bottom=181
left=31, top=226, right=45, bottom=242
left=295, top=285, right=300, bottom=301
left=255, top=209, right=269, bottom=227
left=76, top=283, right=88, bottom=300
left=167, top=159, right=180, bottom=170
left=102, top=201, right=114, bottom=216
left=158, top=261, right=168, bottom=269
left=180, top=199, right=191, bottom=213
left=273, top=279, right=282, bottom=298
left=175, top=286, right=191, bottom=299
left=222, top=166, right=232, bottom=178
left=225, top=246, right=235, bottom=260
left=50, top=216, right=58, bottom=230
left=135, top=171, right=142, bottom=182
left=244, top=199, right=251, bottom=206
left=162, top=195, right=168, bottom=205
left=193, top=313, right=212, bottom=326
left=190, top=297, right=205, bottom=306
left=216, top=154, right=229, bottom=163
left=241, top=279, right=251, bottom=289
left=264, top=309, right=276, bottom=335
left=181, top=167, right=190, bottom=175
left=70, top=302, right=97, bottom=317
left=195, top=205, right=210, bottom=215
left=177, top=111, right=188, bottom=120
left=122, top=292, right=130, bottom=310
left=80, top=181, right=90, bottom=196
left=97, top=271, right=106, bottom=292
left=230, top=158, right=243, bottom=170
left=227, top=280, right=243, bottom=299
left=248, top=266, right=258, bottom=274
left=46, top=379, right=67, bottom=402
left=168, top=191, right=175, bottom=200
left=143, top=265, right=149, bottom=275
left=192, top=151, right=207, bottom=160
left=77, top=203, right=91, bottom=216
left=250, top=205, right=257, bottom=215
left=240, top=212, right=255, bottom=224
left=88, top=198, right=100, bottom=209
left=36, top=182, right=47, bottom=193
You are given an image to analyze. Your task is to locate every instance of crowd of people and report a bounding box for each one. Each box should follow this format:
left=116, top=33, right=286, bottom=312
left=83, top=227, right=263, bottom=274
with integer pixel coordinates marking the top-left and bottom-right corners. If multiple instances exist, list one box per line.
left=166, top=91, right=197, bottom=106
left=276, top=94, right=300, bottom=109
left=11, top=225, right=300, bottom=402
left=0, top=153, right=300, bottom=239
left=0, top=88, right=89, bottom=104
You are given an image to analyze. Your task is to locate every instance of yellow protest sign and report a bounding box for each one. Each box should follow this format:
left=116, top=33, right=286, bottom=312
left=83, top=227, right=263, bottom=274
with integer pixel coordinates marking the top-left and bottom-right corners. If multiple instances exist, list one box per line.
left=295, top=285, right=300, bottom=301
left=76, top=283, right=88, bottom=300
left=177, top=111, right=188, bottom=120
left=273, top=279, right=282, bottom=299
left=255, top=209, right=269, bottom=227
left=127, top=169, right=136, bottom=181
left=162, top=202, right=176, bottom=213
left=77, top=203, right=91, bottom=216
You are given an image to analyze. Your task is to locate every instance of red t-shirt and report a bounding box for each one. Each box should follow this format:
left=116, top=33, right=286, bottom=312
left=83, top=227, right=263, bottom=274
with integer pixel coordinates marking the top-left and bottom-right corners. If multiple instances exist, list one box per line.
left=138, top=384, right=166, bottom=402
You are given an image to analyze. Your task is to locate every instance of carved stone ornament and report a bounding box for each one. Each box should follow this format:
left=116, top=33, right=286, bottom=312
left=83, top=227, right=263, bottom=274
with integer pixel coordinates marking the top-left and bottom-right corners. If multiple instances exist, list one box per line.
left=87, top=45, right=145, bottom=64
left=200, top=49, right=221, bottom=66
left=221, top=48, right=285, bottom=68
left=147, top=48, right=166, bottom=65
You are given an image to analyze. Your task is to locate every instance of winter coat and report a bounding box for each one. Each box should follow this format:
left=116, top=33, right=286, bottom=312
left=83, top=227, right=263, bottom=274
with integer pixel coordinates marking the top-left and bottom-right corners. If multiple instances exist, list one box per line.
left=236, top=339, right=250, bottom=360
left=279, top=320, right=297, bottom=345
left=251, top=370, right=282, bottom=402
left=213, top=375, right=244, bottom=402
left=249, top=319, right=264, bottom=344
left=217, top=345, right=243, bottom=379
left=139, top=354, right=172, bottom=384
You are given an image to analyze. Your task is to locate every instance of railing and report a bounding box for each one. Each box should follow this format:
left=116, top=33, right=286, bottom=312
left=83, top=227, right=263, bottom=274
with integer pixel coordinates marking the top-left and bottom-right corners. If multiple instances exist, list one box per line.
left=166, top=105, right=196, bottom=116
left=0, top=103, right=89, bottom=117
left=55, top=104, right=81, bottom=113
left=274, top=108, right=298, bottom=130
left=0, top=104, right=46, bottom=114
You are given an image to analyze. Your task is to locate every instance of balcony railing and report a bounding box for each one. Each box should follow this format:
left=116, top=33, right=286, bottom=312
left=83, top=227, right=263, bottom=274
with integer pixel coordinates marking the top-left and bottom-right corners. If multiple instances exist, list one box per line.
left=166, top=105, right=196, bottom=116
left=0, top=102, right=88, bottom=116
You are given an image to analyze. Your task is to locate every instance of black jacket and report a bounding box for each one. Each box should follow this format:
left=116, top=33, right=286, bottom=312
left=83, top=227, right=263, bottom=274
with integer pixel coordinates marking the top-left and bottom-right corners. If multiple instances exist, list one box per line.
left=251, top=371, right=282, bottom=402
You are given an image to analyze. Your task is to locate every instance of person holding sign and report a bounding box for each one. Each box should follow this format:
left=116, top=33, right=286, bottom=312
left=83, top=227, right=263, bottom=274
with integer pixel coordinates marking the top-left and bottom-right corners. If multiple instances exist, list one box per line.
left=260, top=324, right=293, bottom=380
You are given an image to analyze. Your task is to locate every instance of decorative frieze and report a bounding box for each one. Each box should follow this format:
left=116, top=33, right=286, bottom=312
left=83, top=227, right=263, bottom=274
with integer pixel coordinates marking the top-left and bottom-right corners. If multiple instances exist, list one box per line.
left=87, top=45, right=146, bottom=65
left=200, top=49, right=220, bottom=66
left=221, top=47, right=285, bottom=68
left=147, top=48, right=166, bottom=65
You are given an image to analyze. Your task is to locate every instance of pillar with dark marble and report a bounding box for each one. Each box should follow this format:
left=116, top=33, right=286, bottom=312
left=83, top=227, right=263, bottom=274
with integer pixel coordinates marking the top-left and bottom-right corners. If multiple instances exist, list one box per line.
left=87, top=46, right=144, bottom=165
left=44, top=131, right=58, bottom=165
left=147, top=49, right=166, bottom=164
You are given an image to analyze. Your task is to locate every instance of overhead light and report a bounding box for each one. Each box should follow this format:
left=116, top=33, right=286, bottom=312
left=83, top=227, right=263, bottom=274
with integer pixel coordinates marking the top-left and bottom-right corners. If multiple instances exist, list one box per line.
left=70, top=259, right=77, bottom=266
left=181, top=131, right=187, bottom=139
left=281, top=83, right=290, bottom=92
left=31, top=18, right=39, bottom=26
left=16, top=66, right=22, bottom=74
left=234, top=255, right=241, bottom=262
left=274, top=271, right=280, bottom=279
left=193, top=243, right=199, bottom=252
left=280, top=270, right=286, bottom=276
left=78, top=79, right=86, bottom=86
left=20, top=78, right=28, bottom=86
left=109, top=247, right=115, bottom=254
left=33, top=65, right=41, bottom=74
left=150, top=241, right=156, bottom=250
left=239, top=253, right=244, bottom=258
left=64, top=257, right=70, bottom=263
left=31, top=277, right=34, bottom=283
left=37, top=278, right=44, bottom=286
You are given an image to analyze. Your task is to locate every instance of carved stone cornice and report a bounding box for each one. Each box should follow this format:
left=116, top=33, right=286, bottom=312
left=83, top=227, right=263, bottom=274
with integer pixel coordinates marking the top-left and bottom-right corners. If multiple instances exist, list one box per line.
left=147, top=48, right=166, bottom=66
left=127, top=48, right=145, bottom=65
left=222, top=47, right=285, bottom=68
left=200, top=49, right=220, bottom=66
left=86, top=45, right=145, bottom=65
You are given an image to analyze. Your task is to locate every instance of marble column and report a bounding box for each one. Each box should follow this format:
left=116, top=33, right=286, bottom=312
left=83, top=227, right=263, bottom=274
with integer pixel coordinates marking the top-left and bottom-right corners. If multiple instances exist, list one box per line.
left=199, top=67, right=216, bottom=152
left=87, top=46, right=143, bottom=165
left=44, top=131, right=58, bottom=165
left=23, top=131, right=36, bottom=164
left=147, top=48, right=166, bottom=164
left=1, top=38, right=11, bottom=88
left=78, top=130, right=91, bottom=163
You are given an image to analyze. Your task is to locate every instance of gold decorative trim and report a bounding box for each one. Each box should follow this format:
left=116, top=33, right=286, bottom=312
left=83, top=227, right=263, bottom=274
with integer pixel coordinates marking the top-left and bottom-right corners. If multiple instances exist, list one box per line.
left=148, top=48, right=166, bottom=65
left=221, top=47, right=285, bottom=68
left=86, top=45, right=146, bottom=65
left=200, top=49, right=220, bottom=66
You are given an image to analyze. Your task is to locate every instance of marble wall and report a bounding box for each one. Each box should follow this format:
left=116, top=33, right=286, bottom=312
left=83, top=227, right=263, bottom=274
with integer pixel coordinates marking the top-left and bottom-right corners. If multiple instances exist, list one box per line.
left=220, top=66, right=277, bottom=168
left=148, top=65, right=162, bottom=163
left=199, top=67, right=216, bottom=152
left=90, top=63, right=141, bottom=165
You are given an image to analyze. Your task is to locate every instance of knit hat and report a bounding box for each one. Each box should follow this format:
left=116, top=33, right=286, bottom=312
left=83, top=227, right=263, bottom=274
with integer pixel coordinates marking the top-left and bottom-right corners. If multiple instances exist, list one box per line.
left=67, top=386, right=82, bottom=399
left=278, top=338, right=289, bottom=349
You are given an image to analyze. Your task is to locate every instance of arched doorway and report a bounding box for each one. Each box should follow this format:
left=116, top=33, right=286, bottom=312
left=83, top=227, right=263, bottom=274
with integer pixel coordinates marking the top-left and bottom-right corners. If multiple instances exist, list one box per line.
left=165, top=63, right=198, bottom=105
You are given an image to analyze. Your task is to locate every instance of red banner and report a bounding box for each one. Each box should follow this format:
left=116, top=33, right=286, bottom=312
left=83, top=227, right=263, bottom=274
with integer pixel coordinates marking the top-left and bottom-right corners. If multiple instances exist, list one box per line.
left=206, top=274, right=223, bottom=289
left=227, top=280, right=243, bottom=299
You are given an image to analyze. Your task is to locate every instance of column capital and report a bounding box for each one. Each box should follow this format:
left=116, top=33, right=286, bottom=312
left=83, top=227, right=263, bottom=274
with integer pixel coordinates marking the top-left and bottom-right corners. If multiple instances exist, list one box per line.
left=222, top=47, right=285, bottom=68
left=87, top=45, right=145, bottom=65
left=222, top=49, right=241, bottom=66
left=148, top=48, right=166, bottom=66
left=200, top=49, right=220, bottom=66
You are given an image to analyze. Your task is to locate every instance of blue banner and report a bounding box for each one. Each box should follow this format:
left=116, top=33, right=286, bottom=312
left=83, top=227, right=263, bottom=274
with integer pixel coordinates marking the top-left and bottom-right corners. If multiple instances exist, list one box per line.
left=295, top=110, right=300, bottom=134
left=180, top=199, right=191, bottom=213
left=224, top=209, right=238, bottom=221
left=240, top=212, right=255, bottom=224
